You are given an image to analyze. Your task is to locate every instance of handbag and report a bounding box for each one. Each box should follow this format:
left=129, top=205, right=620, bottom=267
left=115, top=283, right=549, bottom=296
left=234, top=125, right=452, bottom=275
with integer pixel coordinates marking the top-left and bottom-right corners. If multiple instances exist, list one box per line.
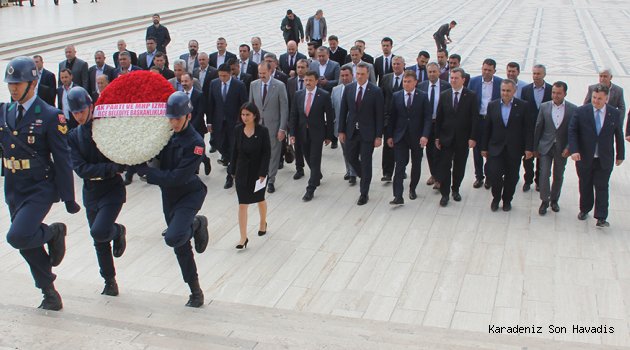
left=284, top=142, right=295, bottom=164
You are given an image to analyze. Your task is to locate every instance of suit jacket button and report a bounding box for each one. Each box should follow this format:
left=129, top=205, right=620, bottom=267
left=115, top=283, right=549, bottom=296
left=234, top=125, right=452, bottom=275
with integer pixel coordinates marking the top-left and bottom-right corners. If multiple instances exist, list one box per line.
left=12, top=131, right=18, bottom=135
left=10, top=144, right=15, bottom=149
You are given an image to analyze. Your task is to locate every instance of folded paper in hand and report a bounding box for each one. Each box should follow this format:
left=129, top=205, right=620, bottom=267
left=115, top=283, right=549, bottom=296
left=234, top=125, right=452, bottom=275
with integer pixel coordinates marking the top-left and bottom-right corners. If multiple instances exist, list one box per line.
left=254, top=176, right=268, bottom=193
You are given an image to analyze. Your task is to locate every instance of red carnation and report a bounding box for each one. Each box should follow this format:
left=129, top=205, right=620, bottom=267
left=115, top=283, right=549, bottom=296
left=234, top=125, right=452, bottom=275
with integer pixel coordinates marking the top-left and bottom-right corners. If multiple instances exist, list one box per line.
left=96, top=71, right=174, bottom=106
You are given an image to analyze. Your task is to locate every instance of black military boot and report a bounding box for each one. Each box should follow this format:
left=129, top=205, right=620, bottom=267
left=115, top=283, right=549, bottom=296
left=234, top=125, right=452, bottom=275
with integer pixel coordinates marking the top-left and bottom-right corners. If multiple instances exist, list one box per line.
left=192, top=216, right=209, bottom=254
left=48, top=223, right=67, bottom=267
left=112, top=224, right=127, bottom=258
left=101, top=278, right=119, bottom=296
left=39, top=283, right=63, bottom=310
left=185, top=280, right=204, bottom=308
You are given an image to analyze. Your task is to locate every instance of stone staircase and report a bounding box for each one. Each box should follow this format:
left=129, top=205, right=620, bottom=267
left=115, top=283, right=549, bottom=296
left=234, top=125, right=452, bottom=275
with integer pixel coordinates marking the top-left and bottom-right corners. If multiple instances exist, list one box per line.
left=0, top=272, right=622, bottom=350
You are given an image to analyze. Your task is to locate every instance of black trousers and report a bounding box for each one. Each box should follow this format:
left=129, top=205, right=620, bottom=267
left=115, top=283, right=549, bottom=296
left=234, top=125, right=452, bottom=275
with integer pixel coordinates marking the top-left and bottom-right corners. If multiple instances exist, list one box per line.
left=522, top=156, right=540, bottom=185
left=382, top=141, right=395, bottom=177
left=347, top=131, right=375, bottom=196
left=87, top=203, right=123, bottom=280
left=164, top=207, right=198, bottom=283
left=393, top=132, right=422, bottom=198
left=300, top=131, right=324, bottom=192
left=439, top=142, right=470, bottom=197
left=426, top=121, right=439, bottom=178
left=576, top=158, right=612, bottom=220
left=487, top=148, right=522, bottom=203
left=434, top=35, right=447, bottom=51
left=473, top=116, right=487, bottom=180
left=7, top=201, right=55, bottom=289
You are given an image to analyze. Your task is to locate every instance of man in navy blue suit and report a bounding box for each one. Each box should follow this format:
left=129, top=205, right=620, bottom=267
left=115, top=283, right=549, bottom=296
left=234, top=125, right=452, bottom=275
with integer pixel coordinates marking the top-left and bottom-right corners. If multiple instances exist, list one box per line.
left=468, top=58, right=502, bottom=189
left=205, top=64, right=248, bottom=189
left=338, top=62, right=384, bottom=205
left=569, top=84, right=624, bottom=227
left=386, top=71, right=432, bottom=205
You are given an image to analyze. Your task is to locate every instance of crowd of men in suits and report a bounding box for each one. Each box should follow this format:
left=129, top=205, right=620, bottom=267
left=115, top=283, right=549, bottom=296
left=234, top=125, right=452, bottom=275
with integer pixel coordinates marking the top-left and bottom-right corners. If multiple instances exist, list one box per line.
left=28, top=10, right=628, bottom=228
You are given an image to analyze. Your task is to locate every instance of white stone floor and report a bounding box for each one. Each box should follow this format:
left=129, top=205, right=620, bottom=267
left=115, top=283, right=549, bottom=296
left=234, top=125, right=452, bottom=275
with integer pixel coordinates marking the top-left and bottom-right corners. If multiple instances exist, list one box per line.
left=1, top=0, right=630, bottom=348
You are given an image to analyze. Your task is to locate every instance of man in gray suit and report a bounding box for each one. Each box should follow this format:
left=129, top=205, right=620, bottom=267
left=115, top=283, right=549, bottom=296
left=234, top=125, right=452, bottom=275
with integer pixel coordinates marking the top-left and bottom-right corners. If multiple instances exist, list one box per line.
left=534, top=81, right=578, bottom=215
left=309, top=46, right=339, bottom=92
left=583, top=68, right=625, bottom=117
left=332, top=66, right=357, bottom=183
left=169, top=59, right=201, bottom=92
left=342, top=46, right=376, bottom=84
left=58, top=45, right=89, bottom=88
left=249, top=36, right=269, bottom=64
left=249, top=62, right=289, bottom=193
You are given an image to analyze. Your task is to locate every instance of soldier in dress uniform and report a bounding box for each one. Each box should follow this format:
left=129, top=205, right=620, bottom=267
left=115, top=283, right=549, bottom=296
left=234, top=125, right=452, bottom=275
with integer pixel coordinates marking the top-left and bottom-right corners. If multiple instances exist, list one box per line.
left=134, top=91, right=210, bottom=307
left=0, top=56, right=80, bottom=310
left=66, top=87, right=127, bottom=296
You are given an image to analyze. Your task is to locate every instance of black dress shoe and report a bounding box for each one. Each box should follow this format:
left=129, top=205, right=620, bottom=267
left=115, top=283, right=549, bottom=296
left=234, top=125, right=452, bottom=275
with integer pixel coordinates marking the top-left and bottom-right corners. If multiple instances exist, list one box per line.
left=267, top=183, right=275, bottom=193
left=502, top=202, right=512, bottom=212
left=331, top=141, right=338, bottom=149
left=123, top=176, right=133, bottom=186
left=202, top=157, right=211, bottom=175
left=381, top=174, right=392, bottom=182
left=293, top=170, right=304, bottom=180
left=539, top=201, right=549, bottom=216
left=409, top=190, right=417, bottom=200
left=550, top=201, right=560, bottom=212
left=161, top=228, right=167, bottom=237
left=48, top=223, right=67, bottom=267
left=258, top=222, right=267, bottom=236
left=302, top=191, right=314, bottom=201
left=596, top=219, right=610, bottom=228
left=490, top=200, right=500, bottom=212
left=39, top=284, right=62, bottom=311
left=484, top=180, right=491, bottom=189
left=473, top=179, right=483, bottom=188
left=209, top=146, right=217, bottom=153
left=389, top=197, right=404, bottom=205
left=357, top=195, right=368, bottom=205
left=344, top=174, right=350, bottom=181
left=452, top=192, right=461, bottom=202
left=349, top=176, right=357, bottom=185
left=522, top=183, right=531, bottom=192
left=193, top=215, right=209, bottom=253
left=186, top=290, right=204, bottom=308
left=224, top=177, right=233, bottom=189
left=278, top=161, right=284, bottom=169
left=439, top=196, right=449, bottom=207
left=101, top=278, right=119, bottom=296
left=112, top=224, right=126, bottom=258
left=535, top=183, right=540, bottom=192
left=235, top=238, right=249, bottom=249
left=577, top=212, right=588, bottom=220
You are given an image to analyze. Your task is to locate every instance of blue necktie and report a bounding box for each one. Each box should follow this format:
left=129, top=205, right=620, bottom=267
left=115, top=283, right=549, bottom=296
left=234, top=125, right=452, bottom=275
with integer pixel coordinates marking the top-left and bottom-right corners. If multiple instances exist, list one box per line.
left=595, top=109, right=602, bottom=135
left=222, top=83, right=227, bottom=101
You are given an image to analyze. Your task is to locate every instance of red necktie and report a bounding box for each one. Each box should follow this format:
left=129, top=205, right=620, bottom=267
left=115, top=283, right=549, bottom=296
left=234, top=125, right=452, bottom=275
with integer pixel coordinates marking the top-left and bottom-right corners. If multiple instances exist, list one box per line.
left=305, top=91, right=313, bottom=116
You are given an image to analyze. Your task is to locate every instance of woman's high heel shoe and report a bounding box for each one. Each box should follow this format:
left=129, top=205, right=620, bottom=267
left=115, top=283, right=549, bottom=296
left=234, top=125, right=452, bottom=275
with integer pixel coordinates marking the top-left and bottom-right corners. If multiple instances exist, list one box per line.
left=258, top=222, right=267, bottom=236
left=236, top=238, right=248, bottom=249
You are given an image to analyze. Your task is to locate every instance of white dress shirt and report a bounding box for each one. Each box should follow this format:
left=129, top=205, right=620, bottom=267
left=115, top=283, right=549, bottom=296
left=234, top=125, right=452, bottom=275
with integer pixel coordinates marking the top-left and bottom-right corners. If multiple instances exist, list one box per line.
left=480, top=78, right=494, bottom=115
left=551, top=101, right=565, bottom=129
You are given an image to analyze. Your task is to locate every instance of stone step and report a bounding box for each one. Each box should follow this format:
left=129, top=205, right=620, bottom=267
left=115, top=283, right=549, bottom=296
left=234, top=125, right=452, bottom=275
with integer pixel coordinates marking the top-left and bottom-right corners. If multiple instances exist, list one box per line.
left=0, top=272, right=621, bottom=350
left=0, top=0, right=277, bottom=59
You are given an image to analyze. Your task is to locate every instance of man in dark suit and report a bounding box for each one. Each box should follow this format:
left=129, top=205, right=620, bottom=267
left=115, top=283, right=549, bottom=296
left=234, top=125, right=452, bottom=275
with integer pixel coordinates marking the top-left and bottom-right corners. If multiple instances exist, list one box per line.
left=228, top=58, right=253, bottom=94
left=88, top=50, right=116, bottom=96
left=309, top=46, right=340, bottom=92
left=569, top=84, right=624, bottom=227
left=468, top=58, right=503, bottom=189
left=374, top=37, right=395, bottom=84
left=386, top=71, right=432, bottom=205
left=481, top=79, right=533, bottom=212
left=435, top=68, right=478, bottom=206
left=344, top=40, right=374, bottom=65
left=289, top=71, right=334, bottom=201
left=264, top=53, right=289, bottom=85
left=520, top=64, right=552, bottom=192
left=444, top=54, right=470, bottom=87
left=405, top=51, right=430, bottom=84
left=286, top=59, right=309, bottom=179
left=533, top=81, right=577, bottom=215
left=279, top=40, right=307, bottom=77
left=138, top=37, right=159, bottom=70
left=91, top=74, right=109, bottom=102
left=146, top=14, right=171, bottom=54
left=179, top=40, right=200, bottom=74
left=436, top=49, right=449, bottom=78
left=433, top=21, right=456, bottom=50
left=57, top=69, right=79, bottom=130
left=152, top=52, right=174, bottom=80
left=33, top=55, right=57, bottom=90
left=419, top=62, right=451, bottom=190
left=328, top=35, right=347, bottom=67
left=237, top=44, right=258, bottom=79
left=113, top=40, right=138, bottom=68
left=194, top=52, right=217, bottom=89
left=113, top=51, right=142, bottom=79
left=378, top=56, right=405, bottom=183
left=58, top=45, right=89, bottom=88
left=208, top=37, right=237, bottom=68
left=338, top=62, right=384, bottom=205
left=205, top=64, right=248, bottom=188
left=180, top=72, right=211, bottom=176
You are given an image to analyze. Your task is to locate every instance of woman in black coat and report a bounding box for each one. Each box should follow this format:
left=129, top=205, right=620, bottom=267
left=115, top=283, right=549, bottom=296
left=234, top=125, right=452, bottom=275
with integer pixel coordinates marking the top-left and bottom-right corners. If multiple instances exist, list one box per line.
left=228, top=102, right=271, bottom=249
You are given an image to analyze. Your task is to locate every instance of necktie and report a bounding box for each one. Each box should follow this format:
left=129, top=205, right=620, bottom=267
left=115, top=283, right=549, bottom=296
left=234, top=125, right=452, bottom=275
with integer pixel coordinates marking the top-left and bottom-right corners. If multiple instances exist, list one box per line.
left=262, top=83, right=268, bottom=104
left=289, top=55, right=294, bottom=69
left=406, top=92, right=412, bottom=110
left=16, top=105, right=24, bottom=127
left=299, top=79, right=304, bottom=90
left=222, top=83, right=227, bottom=101
left=595, top=109, right=602, bottom=135
left=453, top=91, right=459, bottom=110
left=241, top=62, right=246, bottom=75
left=393, top=76, right=400, bottom=91
left=305, top=92, right=313, bottom=116
left=385, top=57, right=389, bottom=74
left=356, top=86, right=363, bottom=110
left=430, top=84, right=436, bottom=114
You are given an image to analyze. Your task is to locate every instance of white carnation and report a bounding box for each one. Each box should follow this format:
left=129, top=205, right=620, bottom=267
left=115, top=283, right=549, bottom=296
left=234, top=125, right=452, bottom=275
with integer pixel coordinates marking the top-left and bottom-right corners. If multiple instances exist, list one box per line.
left=93, top=116, right=173, bottom=165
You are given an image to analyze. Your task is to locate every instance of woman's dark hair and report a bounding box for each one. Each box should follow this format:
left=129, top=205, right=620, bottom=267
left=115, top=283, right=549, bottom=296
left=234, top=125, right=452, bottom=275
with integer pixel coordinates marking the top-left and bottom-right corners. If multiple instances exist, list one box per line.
left=240, top=102, right=261, bottom=124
